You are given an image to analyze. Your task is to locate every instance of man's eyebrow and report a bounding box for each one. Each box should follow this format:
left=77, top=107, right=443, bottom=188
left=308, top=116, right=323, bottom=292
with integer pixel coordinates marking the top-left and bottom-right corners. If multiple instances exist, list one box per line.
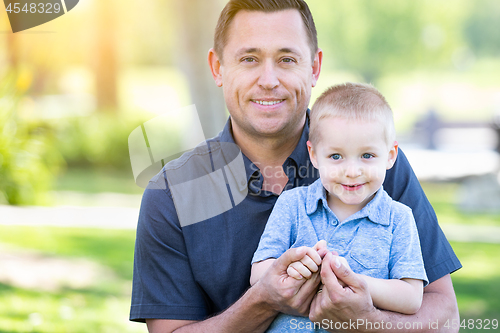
left=279, top=47, right=301, bottom=56
left=235, top=47, right=260, bottom=57
left=235, top=47, right=303, bottom=57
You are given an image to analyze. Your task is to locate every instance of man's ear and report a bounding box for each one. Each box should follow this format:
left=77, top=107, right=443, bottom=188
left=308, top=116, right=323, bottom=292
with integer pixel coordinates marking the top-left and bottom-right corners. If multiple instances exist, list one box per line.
left=311, top=48, right=323, bottom=88
left=208, top=48, right=223, bottom=87
left=386, top=141, right=399, bottom=170
left=307, top=140, right=319, bottom=169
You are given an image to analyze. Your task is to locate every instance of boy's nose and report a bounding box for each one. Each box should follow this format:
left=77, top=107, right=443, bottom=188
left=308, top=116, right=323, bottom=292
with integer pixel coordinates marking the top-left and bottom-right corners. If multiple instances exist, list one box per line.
left=345, top=162, right=362, bottom=178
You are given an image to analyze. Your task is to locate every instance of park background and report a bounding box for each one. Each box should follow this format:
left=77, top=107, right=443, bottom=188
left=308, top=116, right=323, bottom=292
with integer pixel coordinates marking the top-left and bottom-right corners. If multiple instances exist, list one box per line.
left=1, top=0, right=500, bottom=332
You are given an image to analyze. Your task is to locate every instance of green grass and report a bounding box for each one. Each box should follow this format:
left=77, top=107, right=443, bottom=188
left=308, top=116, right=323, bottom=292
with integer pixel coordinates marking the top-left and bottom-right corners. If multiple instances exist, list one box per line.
left=451, top=242, right=500, bottom=316
left=55, top=168, right=143, bottom=195
left=0, top=226, right=146, bottom=333
left=1, top=180, right=500, bottom=332
left=0, top=226, right=136, bottom=280
left=421, top=181, right=500, bottom=227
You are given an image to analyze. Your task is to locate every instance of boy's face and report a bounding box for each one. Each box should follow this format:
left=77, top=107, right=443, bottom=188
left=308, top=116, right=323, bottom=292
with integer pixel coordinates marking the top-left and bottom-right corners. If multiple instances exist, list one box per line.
left=307, top=116, right=398, bottom=212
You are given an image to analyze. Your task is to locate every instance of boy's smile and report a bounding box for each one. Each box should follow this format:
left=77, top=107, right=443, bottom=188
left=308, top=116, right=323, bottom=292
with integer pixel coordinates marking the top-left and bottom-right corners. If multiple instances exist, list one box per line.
left=308, top=117, right=398, bottom=220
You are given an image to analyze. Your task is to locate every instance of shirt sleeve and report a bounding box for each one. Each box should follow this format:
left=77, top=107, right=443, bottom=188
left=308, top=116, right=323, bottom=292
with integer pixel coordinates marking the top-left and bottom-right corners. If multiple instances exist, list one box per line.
left=251, top=190, right=297, bottom=264
left=130, top=173, right=208, bottom=322
left=383, top=148, right=462, bottom=283
left=388, top=202, right=429, bottom=287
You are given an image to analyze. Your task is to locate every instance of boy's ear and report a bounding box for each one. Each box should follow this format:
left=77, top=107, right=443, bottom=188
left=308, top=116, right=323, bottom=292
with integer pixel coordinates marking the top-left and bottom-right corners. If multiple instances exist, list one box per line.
left=307, top=140, right=319, bottom=169
left=386, top=141, right=399, bottom=170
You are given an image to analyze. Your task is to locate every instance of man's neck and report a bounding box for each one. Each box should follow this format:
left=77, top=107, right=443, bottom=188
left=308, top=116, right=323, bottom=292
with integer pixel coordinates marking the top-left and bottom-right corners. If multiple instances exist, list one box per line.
left=232, top=121, right=305, bottom=195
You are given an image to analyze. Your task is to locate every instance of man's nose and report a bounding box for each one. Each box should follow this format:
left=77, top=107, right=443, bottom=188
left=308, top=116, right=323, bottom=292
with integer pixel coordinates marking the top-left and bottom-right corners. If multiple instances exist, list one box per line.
left=257, top=61, right=279, bottom=89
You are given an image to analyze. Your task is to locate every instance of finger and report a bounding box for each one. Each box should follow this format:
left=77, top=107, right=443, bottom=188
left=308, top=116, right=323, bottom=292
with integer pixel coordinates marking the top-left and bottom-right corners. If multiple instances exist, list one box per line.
left=313, top=240, right=327, bottom=251
left=275, top=247, right=309, bottom=273
left=302, top=247, right=322, bottom=266
left=320, top=252, right=345, bottom=294
left=338, top=256, right=351, bottom=270
left=313, top=240, right=328, bottom=258
left=299, top=254, right=319, bottom=273
left=289, top=262, right=312, bottom=279
left=330, top=255, right=363, bottom=290
left=287, top=265, right=304, bottom=280
left=309, top=282, right=330, bottom=323
left=294, top=271, right=322, bottom=314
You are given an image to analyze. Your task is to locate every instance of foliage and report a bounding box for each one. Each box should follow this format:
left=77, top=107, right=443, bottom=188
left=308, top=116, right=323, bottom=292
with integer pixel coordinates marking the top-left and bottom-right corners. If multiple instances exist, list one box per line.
left=52, top=112, right=146, bottom=172
left=464, top=0, right=500, bottom=57
left=0, top=71, right=63, bottom=205
left=308, top=0, right=472, bottom=82
left=55, top=168, right=142, bottom=194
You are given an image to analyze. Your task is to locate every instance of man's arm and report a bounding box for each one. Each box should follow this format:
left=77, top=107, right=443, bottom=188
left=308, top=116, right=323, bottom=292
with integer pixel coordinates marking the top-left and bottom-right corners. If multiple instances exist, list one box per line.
left=146, top=247, right=323, bottom=333
left=309, top=253, right=459, bottom=333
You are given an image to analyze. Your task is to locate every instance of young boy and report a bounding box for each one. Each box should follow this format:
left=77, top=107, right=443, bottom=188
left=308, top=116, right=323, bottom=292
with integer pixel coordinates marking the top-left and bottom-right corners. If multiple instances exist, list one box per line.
left=250, top=82, right=428, bottom=332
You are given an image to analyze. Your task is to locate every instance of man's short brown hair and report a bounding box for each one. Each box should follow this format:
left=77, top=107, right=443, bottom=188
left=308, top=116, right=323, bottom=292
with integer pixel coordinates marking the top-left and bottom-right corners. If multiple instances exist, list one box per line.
left=214, top=0, right=318, bottom=63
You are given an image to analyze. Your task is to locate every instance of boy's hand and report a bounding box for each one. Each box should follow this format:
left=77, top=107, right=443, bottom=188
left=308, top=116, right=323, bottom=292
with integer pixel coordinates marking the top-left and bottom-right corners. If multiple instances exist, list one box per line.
left=287, top=240, right=328, bottom=280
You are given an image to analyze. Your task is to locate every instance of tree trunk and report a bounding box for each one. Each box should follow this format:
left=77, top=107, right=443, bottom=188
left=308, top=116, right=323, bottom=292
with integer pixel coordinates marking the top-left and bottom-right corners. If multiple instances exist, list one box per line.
left=175, top=0, right=227, bottom=139
left=94, top=0, right=118, bottom=112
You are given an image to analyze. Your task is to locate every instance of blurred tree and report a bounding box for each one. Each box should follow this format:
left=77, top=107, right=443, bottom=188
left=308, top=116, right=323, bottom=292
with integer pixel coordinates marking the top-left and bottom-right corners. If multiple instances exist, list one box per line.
left=174, top=0, right=227, bottom=139
left=308, top=0, right=469, bottom=83
left=464, top=0, right=500, bottom=57
left=6, top=34, right=19, bottom=70
left=0, top=72, right=63, bottom=205
left=94, top=0, right=118, bottom=112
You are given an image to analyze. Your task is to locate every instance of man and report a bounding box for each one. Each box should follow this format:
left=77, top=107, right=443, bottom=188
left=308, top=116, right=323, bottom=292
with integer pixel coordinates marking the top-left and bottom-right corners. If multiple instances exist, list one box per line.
left=130, top=1, right=461, bottom=332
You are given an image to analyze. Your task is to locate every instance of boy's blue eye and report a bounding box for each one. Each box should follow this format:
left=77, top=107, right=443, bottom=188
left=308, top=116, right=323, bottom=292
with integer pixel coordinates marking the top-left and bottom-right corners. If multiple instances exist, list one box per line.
left=330, top=154, right=341, bottom=160
left=362, top=153, right=373, bottom=159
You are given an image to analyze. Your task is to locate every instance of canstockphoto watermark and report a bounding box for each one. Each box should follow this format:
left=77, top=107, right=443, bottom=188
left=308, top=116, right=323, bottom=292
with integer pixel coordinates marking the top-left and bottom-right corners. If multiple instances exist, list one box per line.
left=128, top=105, right=247, bottom=227
left=4, top=0, right=79, bottom=33
left=290, top=319, right=425, bottom=331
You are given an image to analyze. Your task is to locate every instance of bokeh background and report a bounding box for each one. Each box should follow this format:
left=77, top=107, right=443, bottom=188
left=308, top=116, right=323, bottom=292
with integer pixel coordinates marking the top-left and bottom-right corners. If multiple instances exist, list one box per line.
left=1, top=0, right=500, bottom=332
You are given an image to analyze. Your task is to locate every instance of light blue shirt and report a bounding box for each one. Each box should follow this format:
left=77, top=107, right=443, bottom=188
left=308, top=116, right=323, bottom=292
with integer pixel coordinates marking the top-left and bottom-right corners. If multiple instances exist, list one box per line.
left=252, top=179, right=428, bottom=332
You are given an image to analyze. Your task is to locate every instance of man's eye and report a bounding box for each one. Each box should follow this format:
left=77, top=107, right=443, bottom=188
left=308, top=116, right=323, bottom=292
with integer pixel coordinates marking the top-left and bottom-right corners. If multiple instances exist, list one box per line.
left=330, top=154, right=341, bottom=160
left=362, top=153, right=374, bottom=159
left=281, top=57, right=295, bottom=63
left=242, top=57, right=256, bottom=63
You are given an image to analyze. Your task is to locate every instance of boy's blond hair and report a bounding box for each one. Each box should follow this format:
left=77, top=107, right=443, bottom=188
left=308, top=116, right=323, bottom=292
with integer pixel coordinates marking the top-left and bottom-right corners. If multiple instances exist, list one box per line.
left=309, top=82, right=396, bottom=147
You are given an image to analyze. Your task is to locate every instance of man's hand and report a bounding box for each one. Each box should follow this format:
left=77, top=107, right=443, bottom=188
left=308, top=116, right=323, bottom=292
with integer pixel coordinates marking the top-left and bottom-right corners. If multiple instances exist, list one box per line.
left=287, top=240, right=328, bottom=280
left=309, top=252, right=378, bottom=331
left=257, top=241, right=327, bottom=317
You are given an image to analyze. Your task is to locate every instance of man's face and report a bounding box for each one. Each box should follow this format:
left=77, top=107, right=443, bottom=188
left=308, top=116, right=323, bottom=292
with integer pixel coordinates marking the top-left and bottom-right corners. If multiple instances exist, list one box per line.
left=210, top=9, right=322, bottom=141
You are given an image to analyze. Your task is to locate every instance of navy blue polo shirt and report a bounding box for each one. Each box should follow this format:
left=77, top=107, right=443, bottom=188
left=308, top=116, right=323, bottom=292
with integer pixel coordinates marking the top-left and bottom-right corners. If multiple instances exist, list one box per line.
left=130, top=115, right=461, bottom=322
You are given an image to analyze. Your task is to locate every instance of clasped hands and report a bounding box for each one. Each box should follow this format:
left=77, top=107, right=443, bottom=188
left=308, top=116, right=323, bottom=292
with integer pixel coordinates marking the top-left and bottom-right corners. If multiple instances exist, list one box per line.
left=258, top=240, right=378, bottom=331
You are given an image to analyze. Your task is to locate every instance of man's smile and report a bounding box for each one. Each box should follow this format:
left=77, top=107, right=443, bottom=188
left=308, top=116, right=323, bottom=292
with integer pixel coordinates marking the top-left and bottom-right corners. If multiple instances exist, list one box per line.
left=251, top=99, right=285, bottom=106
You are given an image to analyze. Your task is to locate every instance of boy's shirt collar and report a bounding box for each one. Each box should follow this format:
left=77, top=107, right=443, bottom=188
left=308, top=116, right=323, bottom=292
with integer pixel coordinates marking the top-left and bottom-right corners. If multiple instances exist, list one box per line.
left=306, top=179, right=391, bottom=226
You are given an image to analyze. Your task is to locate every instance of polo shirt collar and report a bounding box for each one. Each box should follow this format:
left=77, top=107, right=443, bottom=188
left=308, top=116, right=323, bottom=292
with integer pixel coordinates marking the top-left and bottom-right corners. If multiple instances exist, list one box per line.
left=218, top=112, right=312, bottom=187
left=306, top=179, right=391, bottom=226
left=285, top=113, right=310, bottom=172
